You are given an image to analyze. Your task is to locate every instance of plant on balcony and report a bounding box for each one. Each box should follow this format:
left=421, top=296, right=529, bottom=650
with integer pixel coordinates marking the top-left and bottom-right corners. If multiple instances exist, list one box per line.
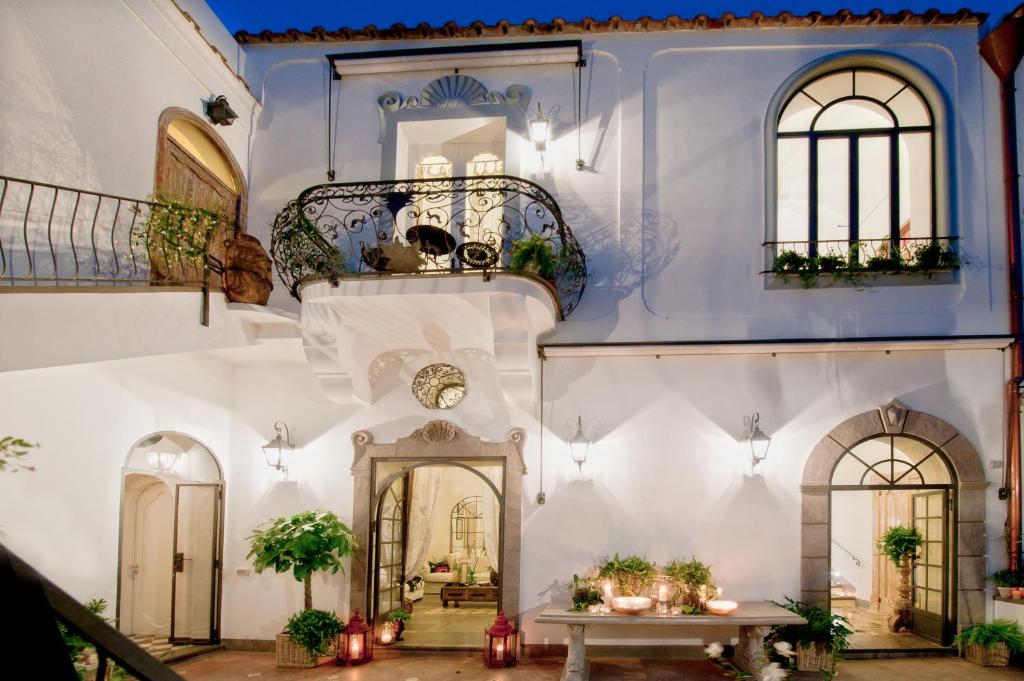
left=954, top=619, right=1024, bottom=667
left=510, top=233, right=559, bottom=280
left=597, top=554, right=656, bottom=597
left=770, top=597, right=851, bottom=679
left=0, top=436, right=38, bottom=473
left=664, top=557, right=717, bottom=613
left=143, top=197, right=228, bottom=266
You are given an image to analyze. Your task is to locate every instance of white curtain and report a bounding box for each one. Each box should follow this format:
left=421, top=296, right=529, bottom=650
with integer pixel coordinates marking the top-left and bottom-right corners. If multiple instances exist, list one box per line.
left=404, top=467, right=442, bottom=577
left=479, top=465, right=502, bottom=574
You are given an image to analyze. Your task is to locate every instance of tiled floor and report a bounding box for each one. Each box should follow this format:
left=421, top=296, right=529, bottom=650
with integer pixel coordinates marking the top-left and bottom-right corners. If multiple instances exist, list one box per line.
left=174, top=650, right=1024, bottom=680
left=843, top=606, right=944, bottom=650
left=395, top=595, right=496, bottom=648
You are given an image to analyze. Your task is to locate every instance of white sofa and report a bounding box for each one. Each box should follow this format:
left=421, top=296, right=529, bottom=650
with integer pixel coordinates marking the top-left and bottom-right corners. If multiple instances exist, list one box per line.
left=420, top=552, right=494, bottom=592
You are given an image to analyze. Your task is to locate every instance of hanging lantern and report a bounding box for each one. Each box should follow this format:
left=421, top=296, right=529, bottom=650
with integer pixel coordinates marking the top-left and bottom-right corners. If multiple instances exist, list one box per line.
left=483, top=612, right=518, bottom=668
left=340, top=611, right=372, bottom=665
left=377, top=620, right=396, bottom=646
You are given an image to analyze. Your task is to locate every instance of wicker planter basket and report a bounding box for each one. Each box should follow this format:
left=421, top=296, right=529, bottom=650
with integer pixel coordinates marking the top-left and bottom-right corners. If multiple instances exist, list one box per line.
left=796, top=643, right=833, bottom=672
left=964, top=642, right=1010, bottom=667
left=275, top=633, right=339, bottom=668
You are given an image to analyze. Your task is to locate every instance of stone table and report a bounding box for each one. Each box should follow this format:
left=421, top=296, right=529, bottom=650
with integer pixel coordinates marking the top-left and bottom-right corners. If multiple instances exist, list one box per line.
left=535, top=601, right=807, bottom=681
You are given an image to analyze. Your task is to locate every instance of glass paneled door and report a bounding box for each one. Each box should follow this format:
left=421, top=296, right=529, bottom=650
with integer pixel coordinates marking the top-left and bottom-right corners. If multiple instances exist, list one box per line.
left=373, top=478, right=407, bottom=622
left=911, top=490, right=949, bottom=643
left=170, top=483, right=223, bottom=644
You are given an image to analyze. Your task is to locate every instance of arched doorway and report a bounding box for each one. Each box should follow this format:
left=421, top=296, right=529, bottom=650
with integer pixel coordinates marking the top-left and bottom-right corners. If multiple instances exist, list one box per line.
left=801, top=401, right=988, bottom=646
left=117, top=432, right=224, bottom=646
left=154, top=108, right=246, bottom=272
left=350, top=420, right=526, bottom=637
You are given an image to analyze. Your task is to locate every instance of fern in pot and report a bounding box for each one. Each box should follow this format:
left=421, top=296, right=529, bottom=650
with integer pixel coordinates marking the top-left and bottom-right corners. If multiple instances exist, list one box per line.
left=770, top=597, right=851, bottom=678
left=955, top=619, right=1024, bottom=667
left=247, top=510, right=356, bottom=667
left=510, top=233, right=559, bottom=283
left=879, top=525, right=922, bottom=631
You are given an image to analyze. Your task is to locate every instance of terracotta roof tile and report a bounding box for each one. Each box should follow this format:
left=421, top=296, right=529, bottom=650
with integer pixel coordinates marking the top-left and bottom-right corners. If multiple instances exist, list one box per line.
left=234, top=8, right=984, bottom=45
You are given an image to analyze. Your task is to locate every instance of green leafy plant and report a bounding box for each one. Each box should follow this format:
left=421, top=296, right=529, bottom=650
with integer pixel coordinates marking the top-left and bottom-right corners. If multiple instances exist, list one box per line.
left=284, top=608, right=343, bottom=658
left=597, top=554, right=656, bottom=597
left=954, top=619, right=1024, bottom=652
left=879, top=525, right=923, bottom=566
left=386, top=609, right=412, bottom=623
left=510, top=233, right=559, bottom=279
left=987, top=569, right=1021, bottom=588
left=142, top=197, right=229, bottom=266
left=772, top=241, right=959, bottom=288
left=570, top=574, right=603, bottom=611
left=247, top=510, right=357, bottom=611
left=0, top=436, right=38, bottom=473
left=664, top=558, right=717, bottom=612
left=60, top=599, right=130, bottom=680
left=771, top=596, right=852, bottom=656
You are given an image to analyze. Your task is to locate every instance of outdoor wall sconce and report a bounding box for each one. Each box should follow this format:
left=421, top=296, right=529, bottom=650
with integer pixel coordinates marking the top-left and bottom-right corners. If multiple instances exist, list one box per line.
left=205, top=95, right=238, bottom=126
left=744, top=412, right=772, bottom=469
left=260, top=421, right=294, bottom=473
left=137, top=434, right=181, bottom=474
left=567, top=416, right=590, bottom=471
left=529, top=103, right=550, bottom=154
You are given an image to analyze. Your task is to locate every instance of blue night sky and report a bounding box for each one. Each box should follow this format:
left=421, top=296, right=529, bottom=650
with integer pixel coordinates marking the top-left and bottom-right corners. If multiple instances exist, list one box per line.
left=208, top=0, right=1020, bottom=34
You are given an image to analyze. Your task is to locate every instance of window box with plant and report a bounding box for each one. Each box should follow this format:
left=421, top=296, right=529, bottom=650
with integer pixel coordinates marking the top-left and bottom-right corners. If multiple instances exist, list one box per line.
left=770, top=597, right=851, bottom=678
left=988, top=569, right=1021, bottom=598
left=246, top=510, right=356, bottom=668
left=769, top=239, right=960, bottom=288
left=954, top=619, right=1024, bottom=667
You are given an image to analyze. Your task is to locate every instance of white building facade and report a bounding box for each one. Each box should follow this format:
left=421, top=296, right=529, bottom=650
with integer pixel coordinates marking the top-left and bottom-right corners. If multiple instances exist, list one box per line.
left=2, top=0, right=1023, bottom=654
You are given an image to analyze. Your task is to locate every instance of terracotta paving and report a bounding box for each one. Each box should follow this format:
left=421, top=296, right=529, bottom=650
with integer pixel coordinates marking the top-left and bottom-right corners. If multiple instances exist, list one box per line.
left=174, top=650, right=1024, bottom=680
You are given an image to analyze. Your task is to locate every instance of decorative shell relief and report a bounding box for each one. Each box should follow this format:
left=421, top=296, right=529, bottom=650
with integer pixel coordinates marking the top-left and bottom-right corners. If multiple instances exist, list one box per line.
left=421, top=74, right=490, bottom=108
left=413, top=419, right=465, bottom=444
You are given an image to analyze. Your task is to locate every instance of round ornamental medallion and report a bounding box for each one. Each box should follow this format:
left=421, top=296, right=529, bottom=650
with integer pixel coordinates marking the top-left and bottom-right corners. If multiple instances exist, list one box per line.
left=411, top=364, right=467, bottom=409
left=455, top=241, right=500, bottom=269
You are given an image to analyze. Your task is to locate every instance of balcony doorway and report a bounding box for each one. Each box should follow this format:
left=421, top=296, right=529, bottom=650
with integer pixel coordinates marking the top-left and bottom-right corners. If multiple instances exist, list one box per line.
left=117, top=433, right=224, bottom=651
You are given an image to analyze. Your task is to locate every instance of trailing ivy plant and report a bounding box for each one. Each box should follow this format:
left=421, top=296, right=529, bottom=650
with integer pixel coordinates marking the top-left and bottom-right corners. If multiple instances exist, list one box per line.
left=954, top=619, right=1024, bottom=652
left=284, top=608, right=343, bottom=658
left=141, top=197, right=230, bottom=266
left=664, top=558, right=717, bottom=613
left=510, top=233, right=559, bottom=279
left=246, top=510, right=357, bottom=611
left=0, top=436, right=38, bottom=473
left=597, top=554, right=656, bottom=597
left=879, top=525, right=923, bottom=566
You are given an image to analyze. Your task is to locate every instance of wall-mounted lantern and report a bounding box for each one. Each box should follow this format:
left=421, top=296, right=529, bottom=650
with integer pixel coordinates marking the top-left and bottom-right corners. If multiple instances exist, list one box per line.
left=745, top=412, right=772, bottom=469
left=260, top=421, right=293, bottom=473
left=205, top=95, right=238, bottom=126
left=137, top=434, right=181, bottom=474
left=568, top=416, right=590, bottom=471
left=529, top=103, right=551, bottom=154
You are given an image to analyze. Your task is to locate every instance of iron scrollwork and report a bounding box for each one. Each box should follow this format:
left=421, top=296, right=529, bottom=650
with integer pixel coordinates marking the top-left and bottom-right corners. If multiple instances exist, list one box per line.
left=269, top=174, right=587, bottom=316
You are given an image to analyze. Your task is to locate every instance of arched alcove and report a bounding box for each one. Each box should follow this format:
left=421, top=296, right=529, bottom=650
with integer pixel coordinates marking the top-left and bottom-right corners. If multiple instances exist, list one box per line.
left=800, top=401, right=988, bottom=630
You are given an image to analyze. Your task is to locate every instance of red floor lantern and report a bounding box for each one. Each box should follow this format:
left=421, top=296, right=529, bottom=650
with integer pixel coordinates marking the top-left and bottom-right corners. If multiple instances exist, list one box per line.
left=339, top=611, right=372, bottom=665
left=483, top=612, right=518, bottom=668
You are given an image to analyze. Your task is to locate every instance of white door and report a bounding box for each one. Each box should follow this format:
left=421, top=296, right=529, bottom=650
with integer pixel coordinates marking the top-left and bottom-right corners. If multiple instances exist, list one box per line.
left=124, top=478, right=173, bottom=637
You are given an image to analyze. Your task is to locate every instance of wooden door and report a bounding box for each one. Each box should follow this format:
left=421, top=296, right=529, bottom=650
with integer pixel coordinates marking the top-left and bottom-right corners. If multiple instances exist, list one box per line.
left=128, top=481, right=173, bottom=637
left=170, top=483, right=223, bottom=644
left=911, top=490, right=949, bottom=643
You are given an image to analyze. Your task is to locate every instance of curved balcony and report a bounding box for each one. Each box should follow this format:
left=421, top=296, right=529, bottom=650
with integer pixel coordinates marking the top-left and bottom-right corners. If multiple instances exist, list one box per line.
left=269, top=175, right=586, bottom=317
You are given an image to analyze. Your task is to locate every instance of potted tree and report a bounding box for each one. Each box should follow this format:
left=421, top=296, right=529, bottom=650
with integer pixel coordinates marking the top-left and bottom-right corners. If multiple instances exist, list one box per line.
left=880, top=525, right=923, bottom=632
left=954, top=619, right=1024, bottom=667
left=247, top=510, right=357, bottom=667
left=771, top=597, right=851, bottom=678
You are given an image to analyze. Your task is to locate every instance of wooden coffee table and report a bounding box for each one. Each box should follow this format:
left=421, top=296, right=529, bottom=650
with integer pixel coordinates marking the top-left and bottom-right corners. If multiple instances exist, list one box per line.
left=441, top=583, right=498, bottom=608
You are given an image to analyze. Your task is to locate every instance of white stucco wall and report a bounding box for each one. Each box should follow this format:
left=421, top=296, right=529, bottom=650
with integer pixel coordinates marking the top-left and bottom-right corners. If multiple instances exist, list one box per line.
left=831, top=491, right=874, bottom=603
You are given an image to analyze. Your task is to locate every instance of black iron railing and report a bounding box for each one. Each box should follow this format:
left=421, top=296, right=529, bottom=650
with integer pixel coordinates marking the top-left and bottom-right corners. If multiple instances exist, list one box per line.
left=765, top=237, right=959, bottom=278
left=0, top=175, right=211, bottom=287
left=270, top=175, right=587, bottom=316
left=1, top=542, right=184, bottom=680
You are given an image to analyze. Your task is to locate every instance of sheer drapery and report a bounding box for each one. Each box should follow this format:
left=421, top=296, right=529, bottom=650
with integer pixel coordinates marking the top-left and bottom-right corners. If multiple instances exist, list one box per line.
left=870, top=490, right=912, bottom=612
left=478, top=465, right=502, bottom=573
left=404, top=467, right=442, bottom=577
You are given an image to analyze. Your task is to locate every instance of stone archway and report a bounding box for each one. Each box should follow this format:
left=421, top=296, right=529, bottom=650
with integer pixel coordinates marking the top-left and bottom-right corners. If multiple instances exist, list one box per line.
left=800, top=400, right=988, bottom=626
left=350, top=420, right=526, bottom=621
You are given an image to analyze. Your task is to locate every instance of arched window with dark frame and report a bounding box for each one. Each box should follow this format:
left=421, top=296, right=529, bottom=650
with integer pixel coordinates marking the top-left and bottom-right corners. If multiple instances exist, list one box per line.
left=775, top=67, right=937, bottom=263
left=449, top=495, right=483, bottom=553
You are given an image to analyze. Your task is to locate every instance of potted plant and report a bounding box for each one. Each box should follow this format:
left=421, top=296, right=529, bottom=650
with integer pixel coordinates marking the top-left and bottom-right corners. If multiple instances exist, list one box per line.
left=570, top=574, right=603, bottom=612
left=282, top=609, right=344, bottom=667
left=386, top=609, right=412, bottom=641
left=988, top=569, right=1019, bottom=598
left=954, top=619, right=1024, bottom=667
left=510, top=233, right=559, bottom=282
left=880, top=525, right=923, bottom=632
left=142, top=197, right=227, bottom=283
left=247, top=510, right=357, bottom=667
left=771, top=597, right=851, bottom=678
left=664, top=557, right=717, bottom=613
left=597, top=554, right=656, bottom=597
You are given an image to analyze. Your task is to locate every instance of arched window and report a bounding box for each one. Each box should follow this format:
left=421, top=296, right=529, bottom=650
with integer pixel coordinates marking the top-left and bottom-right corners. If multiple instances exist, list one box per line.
left=450, top=495, right=483, bottom=553
left=831, top=434, right=953, bottom=487
left=776, top=68, right=934, bottom=260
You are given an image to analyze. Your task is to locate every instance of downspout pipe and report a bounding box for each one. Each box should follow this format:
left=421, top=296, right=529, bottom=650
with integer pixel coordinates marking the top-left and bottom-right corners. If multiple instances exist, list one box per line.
left=980, top=4, right=1024, bottom=571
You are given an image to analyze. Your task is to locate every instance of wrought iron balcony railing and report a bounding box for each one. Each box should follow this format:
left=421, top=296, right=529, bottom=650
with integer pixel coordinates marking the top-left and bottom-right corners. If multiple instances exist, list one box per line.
left=270, top=175, right=587, bottom=316
left=0, top=175, right=212, bottom=287
left=765, top=236, right=959, bottom=283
